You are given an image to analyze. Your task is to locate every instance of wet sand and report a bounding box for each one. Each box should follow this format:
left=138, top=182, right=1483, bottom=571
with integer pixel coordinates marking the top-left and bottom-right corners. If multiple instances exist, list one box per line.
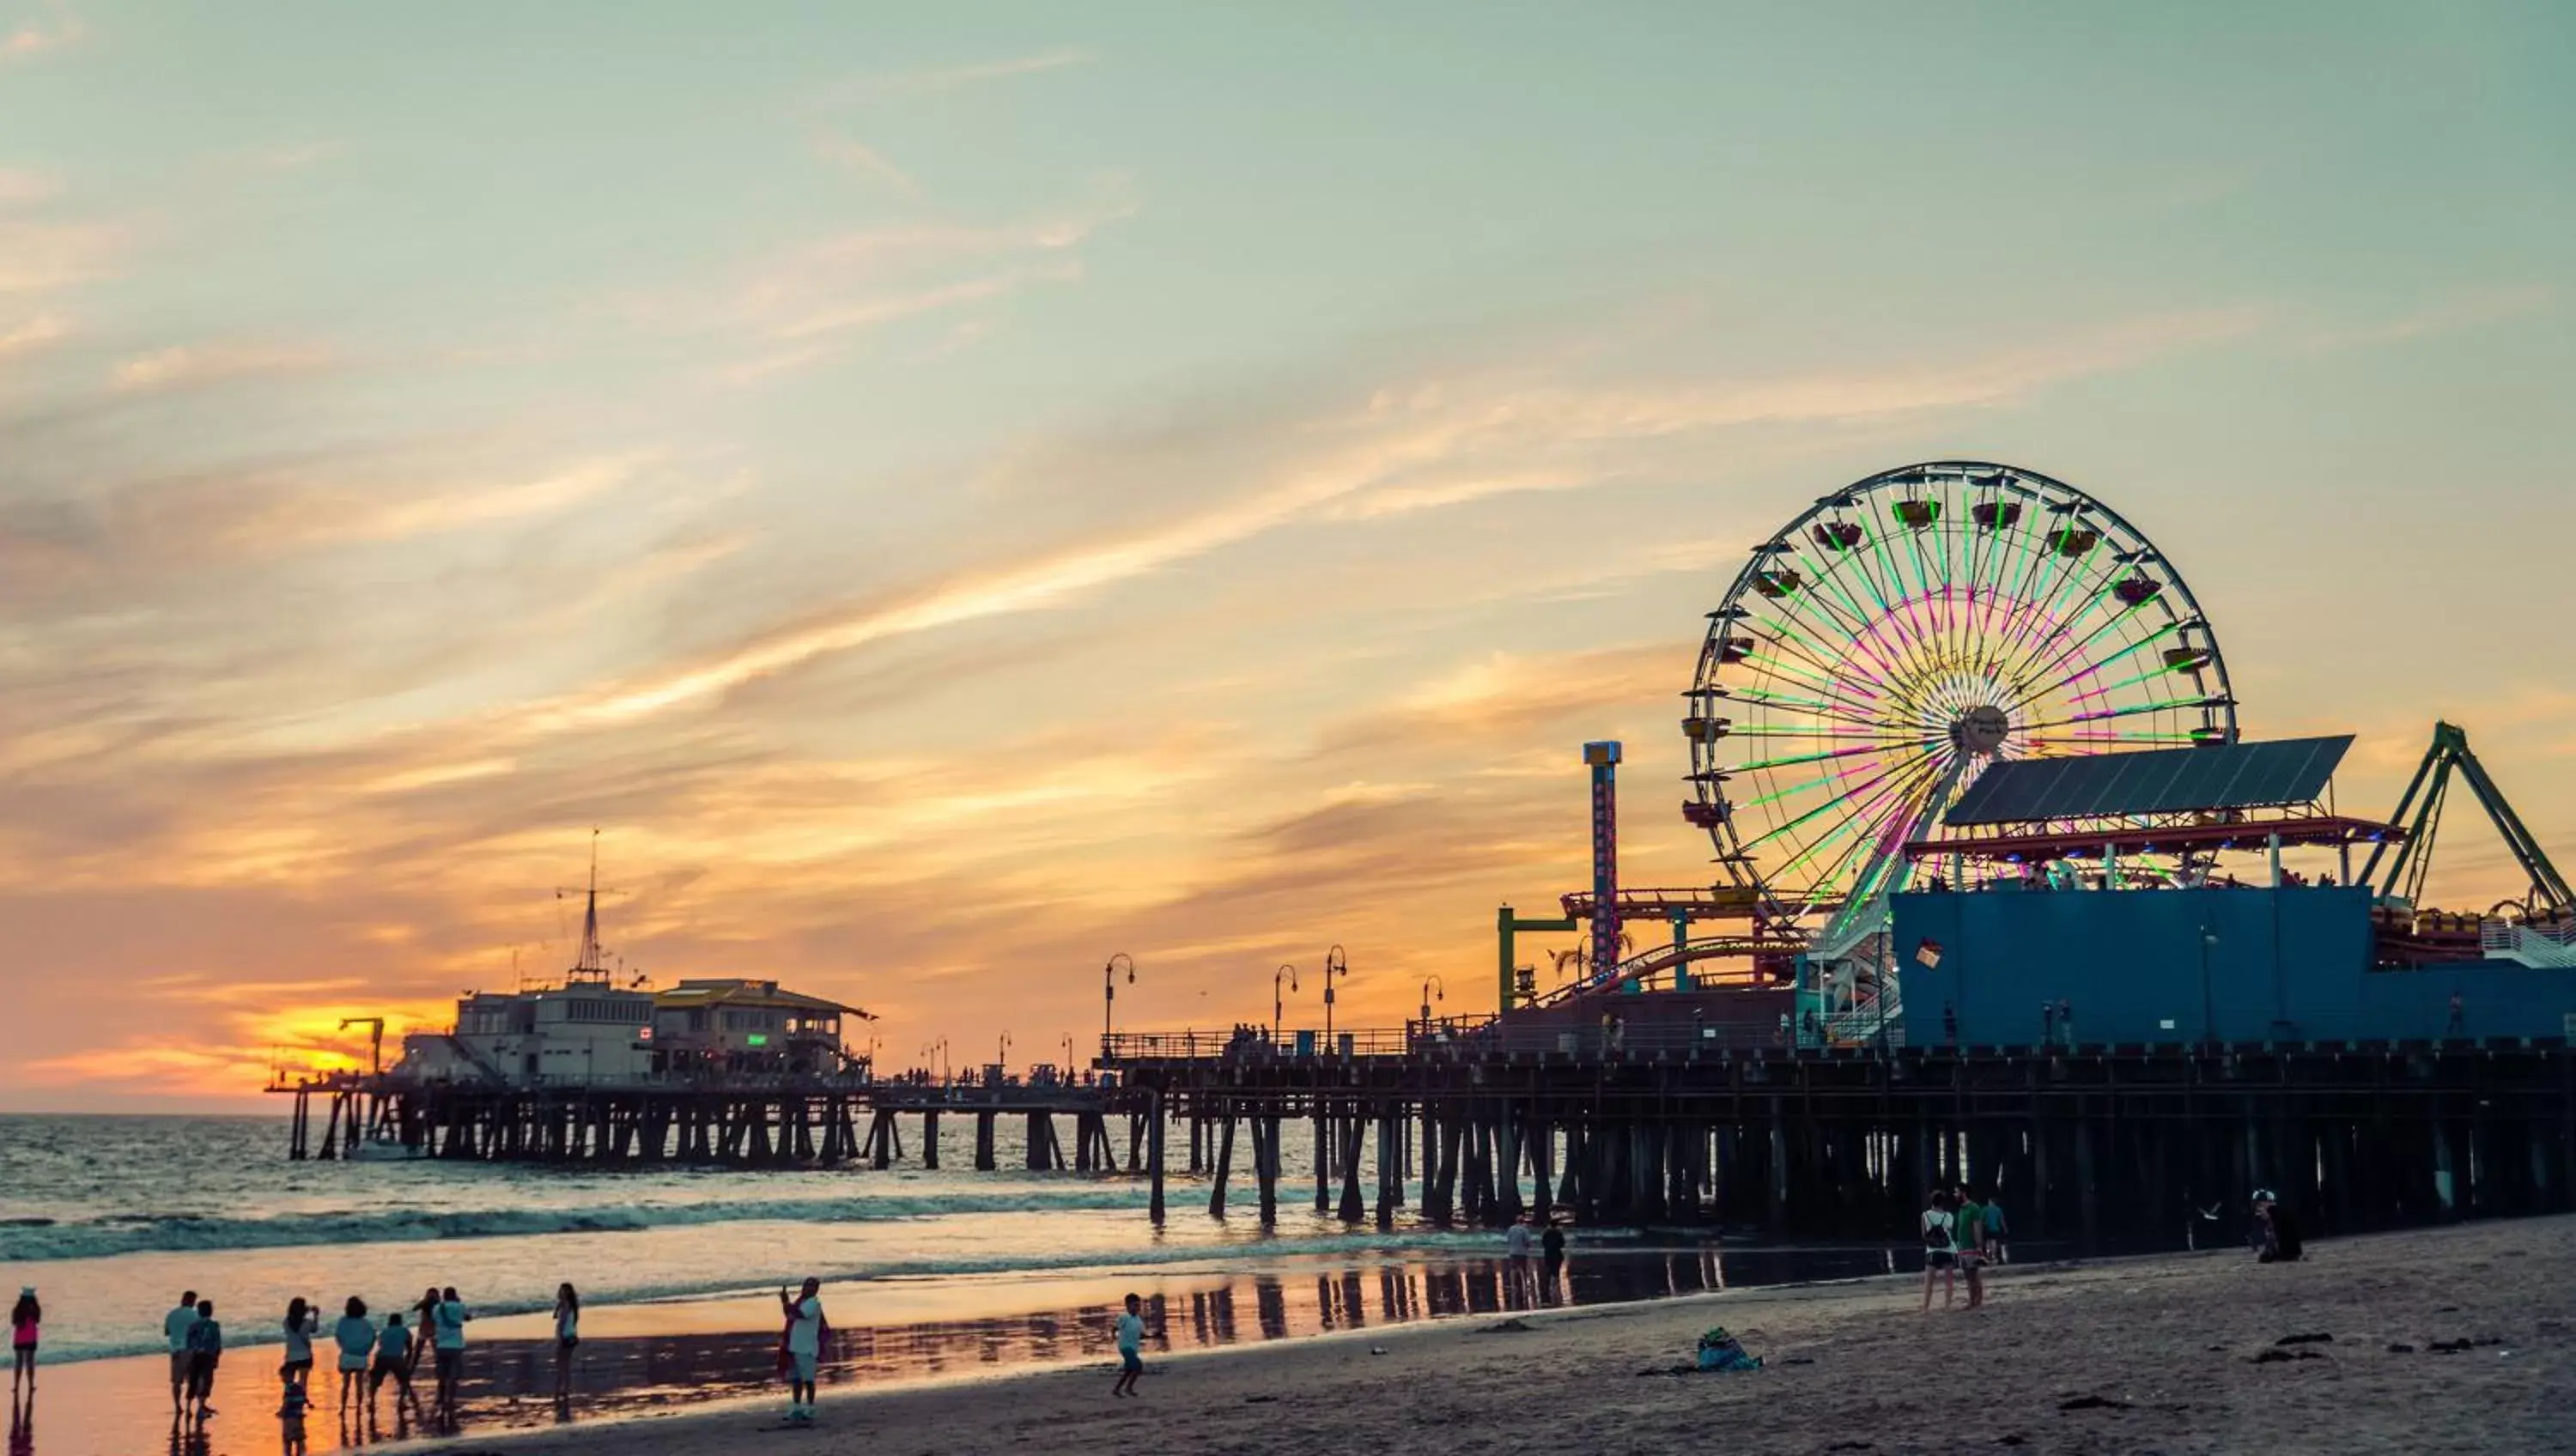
left=482, top=1216, right=2573, bottom=1456
left=3, top=1243, right=1874, bottom=1455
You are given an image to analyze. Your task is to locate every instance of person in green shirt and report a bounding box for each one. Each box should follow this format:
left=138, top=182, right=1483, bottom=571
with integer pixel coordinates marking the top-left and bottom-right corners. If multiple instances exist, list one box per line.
left=1952, top=1187, right=1988, bottom=1310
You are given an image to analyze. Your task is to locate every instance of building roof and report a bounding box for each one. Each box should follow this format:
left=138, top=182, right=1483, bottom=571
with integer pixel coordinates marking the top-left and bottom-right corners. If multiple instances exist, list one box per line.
left=1944, top=736, right=2354, bottom=828
left=653, top=978, right=866, bottom=1017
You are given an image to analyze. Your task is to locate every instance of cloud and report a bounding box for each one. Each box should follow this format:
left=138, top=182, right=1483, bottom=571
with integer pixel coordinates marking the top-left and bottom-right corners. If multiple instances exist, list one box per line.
left=811, top=131, right=917, bottom=192
left=1, top=7, right=80, bottom=58
left=2302, top=284, right=2559, bottom=352
left=112, top=340, right=336, bottom=392
left=0, top=312, right=66, bottom=358
left=0, top=218, right=121, bottom=292
left=246, top=141, right=346, bottom=172
left=822, top=47, right=1097, bottom=104
left=0, top=167, right=58, bottom=206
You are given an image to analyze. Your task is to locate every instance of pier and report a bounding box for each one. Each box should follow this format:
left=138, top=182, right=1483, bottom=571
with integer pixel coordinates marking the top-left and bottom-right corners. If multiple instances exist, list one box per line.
left=1097, top=1024, right=2576, bottom=1244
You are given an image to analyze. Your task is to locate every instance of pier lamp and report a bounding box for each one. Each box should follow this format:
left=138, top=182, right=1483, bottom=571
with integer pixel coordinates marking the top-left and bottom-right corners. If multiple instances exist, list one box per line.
left=1420, top=974, right=1445, bottom=1028
left=1103, top=953, right=1136, bottom=1047
left=1324, top=944, right=1349, bottom=1041
left=1273, top=964, right=1298, bottom=1042
left=998, top=1030, right=1012, bottom=1077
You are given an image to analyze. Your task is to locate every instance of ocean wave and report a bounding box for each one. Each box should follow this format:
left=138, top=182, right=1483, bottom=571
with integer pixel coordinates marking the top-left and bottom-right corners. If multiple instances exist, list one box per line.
left=0, top=1185, right=1156, bottom=1264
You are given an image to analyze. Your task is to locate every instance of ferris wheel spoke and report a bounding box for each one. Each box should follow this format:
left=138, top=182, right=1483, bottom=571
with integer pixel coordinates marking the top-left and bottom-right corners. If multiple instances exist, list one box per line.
left=1738, top=743, right=1944, bottom=854
left=1986, top=549, right=2112, bottom=692
left=2015, top=696, right=2210, bottom=734
left=2023, top=615, right=2182, bottom=711
left=1748, top=612, right=1891, bottom=705
left=1726, top=688, right=1923, bottom=736
left=2000, top=601, right=2152, bottom=710
left=1777, top=748, right=1953, bottom=890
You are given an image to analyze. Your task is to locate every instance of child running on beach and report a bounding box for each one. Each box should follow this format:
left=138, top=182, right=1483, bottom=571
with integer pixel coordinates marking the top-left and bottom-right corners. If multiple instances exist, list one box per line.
left=1111, top=1293, right=1145, bottom=1398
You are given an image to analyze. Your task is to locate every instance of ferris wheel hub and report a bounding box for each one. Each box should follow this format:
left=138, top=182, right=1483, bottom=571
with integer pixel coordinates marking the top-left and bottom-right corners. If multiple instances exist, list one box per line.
left=1952, top=705, right=2012, bottom=756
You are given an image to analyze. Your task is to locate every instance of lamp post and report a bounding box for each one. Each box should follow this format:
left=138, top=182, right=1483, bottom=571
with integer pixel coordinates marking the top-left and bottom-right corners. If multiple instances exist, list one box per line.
left=1324, top=944, right=1349, bottom=1042
left=1061, top=1034, right=1076, bottom=1077
left=1419, top=974, right=1445, bottom=1028
left=2199, top=925, right=2220, bottom=1048
left=1273, top=964, right=1298, bottom=1043
left=1103, top=953, right=1135, bottom=1049
left=997, top=1030, right=1012, bottom=1077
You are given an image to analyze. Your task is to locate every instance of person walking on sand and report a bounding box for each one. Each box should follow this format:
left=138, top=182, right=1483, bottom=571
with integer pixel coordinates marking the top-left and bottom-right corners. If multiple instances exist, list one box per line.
left=1919, top=1192, right=1958, bottom=1312
left=429, top=1286, right=470, bottom=1423
left=7, top=1289, right=35, bottom=1400
left=1110, top=1293, right=1146, bottom=1398
left=550, top=1283, right=580, bottom=1404
left=368, top=1313, right=416, bottom=1416
left=330, top=1298, right=372, bottom=1419
left=184, top=1298, right=223, bottom=1422
left=1952, top=1188, right=1988, bottom=1310
left=779, top=1277, right=825, bottom=1423
left=278, top=1296, right=318, bottom=1416
left=1981, top=1192, right=2008, bottom=1265
left=164, top=1289, right=200, bottom=1417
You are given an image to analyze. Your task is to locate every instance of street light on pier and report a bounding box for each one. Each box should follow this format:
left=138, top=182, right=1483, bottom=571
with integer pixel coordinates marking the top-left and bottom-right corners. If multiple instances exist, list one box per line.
left=998, top=1030, right=1012, bottom=1077
left=1323, top=944, right=1349, bottom=1042
left=1103, top=953, right=1136, bottom=1049
left=1273, top=964, right=1298, bottom=1042
left=1419, top=974, right=1445, bottom=1028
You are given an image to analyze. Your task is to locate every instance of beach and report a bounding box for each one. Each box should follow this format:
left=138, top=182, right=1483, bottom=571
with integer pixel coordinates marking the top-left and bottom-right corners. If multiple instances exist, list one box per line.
left=459, top=1214, right=2573, bottom=1456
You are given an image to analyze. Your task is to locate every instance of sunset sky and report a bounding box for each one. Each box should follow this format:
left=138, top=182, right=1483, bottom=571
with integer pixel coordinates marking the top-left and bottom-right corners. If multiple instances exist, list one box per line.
left=3, top=3, right=2571, bottom=1110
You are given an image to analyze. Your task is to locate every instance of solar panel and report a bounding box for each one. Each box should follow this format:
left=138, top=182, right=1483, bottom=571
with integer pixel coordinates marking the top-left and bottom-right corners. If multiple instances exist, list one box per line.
left=1943, top=736, right=2353, bottom=827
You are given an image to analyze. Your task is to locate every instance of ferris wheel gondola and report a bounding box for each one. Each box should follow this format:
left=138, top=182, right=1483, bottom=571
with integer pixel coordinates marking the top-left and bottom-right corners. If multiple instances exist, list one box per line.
left=1686, top=462, right=2239, bottom=942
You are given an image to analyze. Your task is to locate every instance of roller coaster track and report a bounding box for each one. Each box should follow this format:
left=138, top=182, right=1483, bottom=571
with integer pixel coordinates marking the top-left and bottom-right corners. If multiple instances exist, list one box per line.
left=1533, top=931, right=1802, bottom=1009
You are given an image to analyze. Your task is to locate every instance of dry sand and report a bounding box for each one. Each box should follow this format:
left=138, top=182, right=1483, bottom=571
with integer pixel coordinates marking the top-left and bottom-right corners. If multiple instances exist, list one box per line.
left=481, top=1216, right=2576, bottom=1456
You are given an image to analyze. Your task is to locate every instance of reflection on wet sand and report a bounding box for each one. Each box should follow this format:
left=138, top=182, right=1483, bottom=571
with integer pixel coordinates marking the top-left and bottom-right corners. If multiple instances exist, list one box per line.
left=22, top=1244, right=1918, bottom=1455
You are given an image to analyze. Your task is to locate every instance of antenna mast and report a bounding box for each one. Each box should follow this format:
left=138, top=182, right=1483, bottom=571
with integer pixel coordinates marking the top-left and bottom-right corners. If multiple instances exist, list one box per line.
left=557, top=829, right=626, bottom=986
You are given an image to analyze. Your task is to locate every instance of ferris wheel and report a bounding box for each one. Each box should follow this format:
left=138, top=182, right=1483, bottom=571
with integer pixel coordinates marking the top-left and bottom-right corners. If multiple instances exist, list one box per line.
left=1685, top=462, right=2239, bottom=934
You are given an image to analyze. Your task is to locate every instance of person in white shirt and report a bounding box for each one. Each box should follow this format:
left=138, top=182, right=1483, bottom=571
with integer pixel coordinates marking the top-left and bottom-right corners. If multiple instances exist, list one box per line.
left=1111, top=1292, right=1146, bottom=1398
left=780, top=1277, right=824, bottom=1423
left=163, top=1290, right=199, bottom=1417
left=1504, top=1215, right=1536, bottom=1303
left=431, top=1285, right=470, bottom=1422
left=1920, top=1191, right=1958, bottom=1313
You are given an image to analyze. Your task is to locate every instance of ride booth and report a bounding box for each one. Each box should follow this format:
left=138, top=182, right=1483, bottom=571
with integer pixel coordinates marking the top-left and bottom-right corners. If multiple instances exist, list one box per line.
left=1891, top=735, right=2576, bottom=1048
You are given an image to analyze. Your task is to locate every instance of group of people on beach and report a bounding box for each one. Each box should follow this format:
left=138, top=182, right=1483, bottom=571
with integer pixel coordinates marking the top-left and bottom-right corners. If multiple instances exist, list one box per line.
left=1920, top=1186, right=2008, bottom=1311
left=139, top=1280, right=584, bottom=1435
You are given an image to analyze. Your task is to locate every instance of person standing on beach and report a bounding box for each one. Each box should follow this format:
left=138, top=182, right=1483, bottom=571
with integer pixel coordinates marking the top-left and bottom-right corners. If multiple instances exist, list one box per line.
left=551, top=1283, right=580, bottom=1404
left=1504, top=1213, right=1536, bottom=1303
left=1951, top=1189, right=1987, bottom=1310
left=164, top=1290, right=199, bottom=1417
left=369, top=1313, right=416, bottom=1416
left=1110, top=1293, right=1145, bottom=1398
left=1540, top=1220, right=1567, bottom=1301
left=430, top=1286, right=470, bottom=1423
left=331, top=1298, right=372, bottom=1418
left=1919, top=1192, right=1957, bottom=1312
left=184, top=1298, right=222, bottom=1422
left=1981, top=1192, right=2008, bottom=1264
left=278, top=1296, right=317, bottom=1415
left=7, top=1289, right=35, bottom=1400
left=404, top=1286, right=440, bottom=1382
left=780, top=1277, right=825, bottom=1423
